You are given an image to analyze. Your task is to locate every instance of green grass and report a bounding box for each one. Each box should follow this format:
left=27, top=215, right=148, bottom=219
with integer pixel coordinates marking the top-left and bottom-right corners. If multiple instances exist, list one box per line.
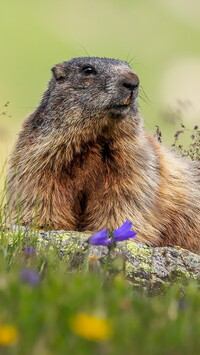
left=0, top=226, right=199, bottom=355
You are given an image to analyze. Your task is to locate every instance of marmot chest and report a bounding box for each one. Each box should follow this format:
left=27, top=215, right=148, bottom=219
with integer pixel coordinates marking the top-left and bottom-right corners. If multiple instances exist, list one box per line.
left=64, top=141, right=126, bottom=193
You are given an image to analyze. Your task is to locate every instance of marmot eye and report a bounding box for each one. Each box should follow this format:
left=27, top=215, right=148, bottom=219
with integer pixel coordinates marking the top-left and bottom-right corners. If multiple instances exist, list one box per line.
left=81, top=66, right=97, bottom=75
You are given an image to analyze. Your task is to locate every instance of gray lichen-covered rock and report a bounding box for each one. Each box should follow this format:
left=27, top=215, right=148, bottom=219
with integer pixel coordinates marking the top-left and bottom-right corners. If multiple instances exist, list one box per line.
left=120, top=242, right=200, bottom=292
left=5, top=226, right=200, bottom=292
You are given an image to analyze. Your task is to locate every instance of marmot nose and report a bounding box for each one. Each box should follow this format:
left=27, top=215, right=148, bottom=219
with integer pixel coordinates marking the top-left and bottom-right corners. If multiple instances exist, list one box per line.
left=122, top=79, right=139, bottom=91
left=121, top=71, right=139, bottom=91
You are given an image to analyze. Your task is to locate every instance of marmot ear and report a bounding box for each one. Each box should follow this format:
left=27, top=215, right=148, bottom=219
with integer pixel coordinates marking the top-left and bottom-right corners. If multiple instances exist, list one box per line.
left=51, top=63, right=66, bottom=81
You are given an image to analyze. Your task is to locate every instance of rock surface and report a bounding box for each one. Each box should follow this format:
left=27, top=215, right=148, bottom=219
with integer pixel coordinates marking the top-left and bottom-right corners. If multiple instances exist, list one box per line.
left=5, top=226, right=200, bottom=293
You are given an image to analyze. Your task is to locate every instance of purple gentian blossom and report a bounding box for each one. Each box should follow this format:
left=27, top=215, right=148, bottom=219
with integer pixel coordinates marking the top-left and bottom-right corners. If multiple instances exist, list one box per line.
left=88, top=221, right=137, bottom=247
left=24, top=246, right=35, bottom=257
left=20, top=269, right=40, bottom=286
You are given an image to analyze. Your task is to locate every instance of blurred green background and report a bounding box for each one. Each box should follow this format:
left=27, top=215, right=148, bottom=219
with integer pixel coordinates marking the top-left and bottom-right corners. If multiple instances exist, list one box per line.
left=1, top=0, right=200, bottom=189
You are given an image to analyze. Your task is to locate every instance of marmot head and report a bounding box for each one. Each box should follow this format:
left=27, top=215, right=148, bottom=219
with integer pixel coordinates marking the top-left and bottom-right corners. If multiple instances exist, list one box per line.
left=51, top=57, right=139, bottom=120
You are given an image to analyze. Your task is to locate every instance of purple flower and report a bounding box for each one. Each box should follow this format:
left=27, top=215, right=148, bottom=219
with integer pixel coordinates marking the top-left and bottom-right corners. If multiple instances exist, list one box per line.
left=88, top=221, right=137, bottom=247
left=24, top=246, right=35, bottom=257
left=20, top=269, right=40, bottom=286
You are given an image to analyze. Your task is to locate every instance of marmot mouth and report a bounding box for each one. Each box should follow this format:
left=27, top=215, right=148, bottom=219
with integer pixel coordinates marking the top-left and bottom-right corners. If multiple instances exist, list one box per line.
left=107, top=92, right=137, bottom=116
left=114, top=91, right=134, bottom=108
left=114, top=103, right=131, bottom=109
left=110, top=98, right=134, bottom=111
left=107, top=104, right=134, bottom=118
left=123, top=96, right=132, bottom=105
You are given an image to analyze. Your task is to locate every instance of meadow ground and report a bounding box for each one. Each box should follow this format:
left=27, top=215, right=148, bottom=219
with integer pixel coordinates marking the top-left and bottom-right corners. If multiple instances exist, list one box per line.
left=0, top=224, right=199, bottom=355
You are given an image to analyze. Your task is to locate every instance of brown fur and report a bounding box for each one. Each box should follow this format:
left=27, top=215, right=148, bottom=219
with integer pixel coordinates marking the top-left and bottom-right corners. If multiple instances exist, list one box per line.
left=7, top=57, right=200, bottom=253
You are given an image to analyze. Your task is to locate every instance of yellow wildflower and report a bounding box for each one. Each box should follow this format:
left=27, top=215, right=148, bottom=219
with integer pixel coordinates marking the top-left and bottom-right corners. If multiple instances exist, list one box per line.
left=88, top=254, right=101, bottom=271
left=0, top=325, right=19, bottom=345
left=88, top=255, right=100, bottom=262
left=70, top=312, right=112, bottom=341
